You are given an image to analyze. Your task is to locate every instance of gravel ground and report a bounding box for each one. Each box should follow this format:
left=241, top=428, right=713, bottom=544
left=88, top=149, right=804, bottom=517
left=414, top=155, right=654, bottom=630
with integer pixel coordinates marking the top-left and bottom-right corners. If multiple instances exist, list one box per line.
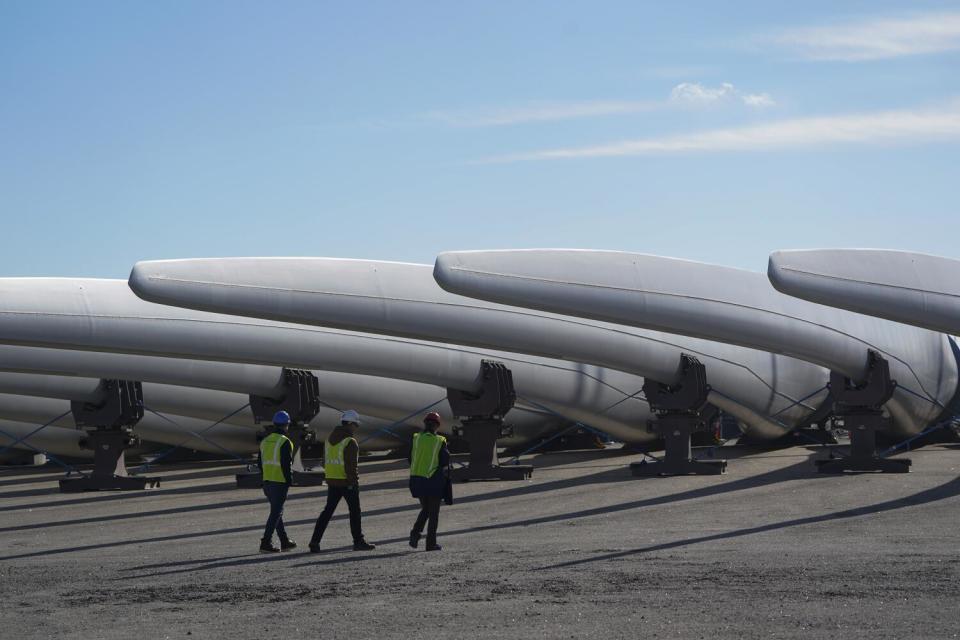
left=1, top=444, right=959, bottom=639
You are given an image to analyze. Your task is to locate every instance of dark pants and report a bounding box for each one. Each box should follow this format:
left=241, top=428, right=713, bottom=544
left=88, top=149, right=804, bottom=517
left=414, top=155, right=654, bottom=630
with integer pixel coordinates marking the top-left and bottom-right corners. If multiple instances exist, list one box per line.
left=413, top=496, right=441, bottom=544
left=310, top=485, right=364, bottom=544
left=262, top=481, right=290, bottom=542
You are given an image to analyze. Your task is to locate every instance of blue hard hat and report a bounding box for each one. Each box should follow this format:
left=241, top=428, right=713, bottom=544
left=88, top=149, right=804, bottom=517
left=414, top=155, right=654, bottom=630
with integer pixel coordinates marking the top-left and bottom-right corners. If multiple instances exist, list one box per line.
left=272, top=410, right=291, bottom=426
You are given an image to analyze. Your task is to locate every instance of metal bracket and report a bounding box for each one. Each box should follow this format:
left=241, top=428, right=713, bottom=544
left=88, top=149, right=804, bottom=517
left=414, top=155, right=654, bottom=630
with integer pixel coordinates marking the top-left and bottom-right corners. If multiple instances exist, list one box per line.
left=60, top=379, right=161, bottom=492
left=447, top=360, right=532, bottom=481
left=237, top=369, right=325, bottom=488
left=631, top=355, right=727, bottom=477
left=249, top=368, right=321, bottom=426
left=818, top=350, right=910, bottom=473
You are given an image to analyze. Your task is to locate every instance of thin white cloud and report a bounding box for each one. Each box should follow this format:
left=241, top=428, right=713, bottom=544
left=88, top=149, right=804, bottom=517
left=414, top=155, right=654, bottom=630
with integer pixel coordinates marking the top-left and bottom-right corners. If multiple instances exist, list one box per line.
left=670, top=82, right=776, bottom=109
left=481, top=101, right=960, bottom=163
left=431, top=83, right=774, bottom=127
left=670, top=82, right=737, bottom=105
left=426, top=100, right=657, bottom=127
left=772, top=12, right=960, bottom=61
left=742, top=93, right=776, bottom=108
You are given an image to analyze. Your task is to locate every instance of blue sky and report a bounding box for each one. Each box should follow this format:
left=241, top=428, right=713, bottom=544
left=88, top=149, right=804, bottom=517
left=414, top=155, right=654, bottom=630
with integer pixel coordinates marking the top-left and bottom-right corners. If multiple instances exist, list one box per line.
left=1, top=1, right=958, bottom=277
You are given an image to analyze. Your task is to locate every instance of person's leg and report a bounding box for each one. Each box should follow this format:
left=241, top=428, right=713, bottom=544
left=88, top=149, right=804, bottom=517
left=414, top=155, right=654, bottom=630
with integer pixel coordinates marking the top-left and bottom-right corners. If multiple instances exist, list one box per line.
left=410, top=496, right=428, bottom=548
left=276, top=484, right=290, bottom=542
left=262, top=483, right=283, bottom=543
left=344, top=486, right=365, bottom=543
left=274, top=484, right=294, bottom=548
left=310, top=485, right=344, bottom=546
left=425, top=496, right=442, bottom=548
left=413, top=497, right=430, bottom=533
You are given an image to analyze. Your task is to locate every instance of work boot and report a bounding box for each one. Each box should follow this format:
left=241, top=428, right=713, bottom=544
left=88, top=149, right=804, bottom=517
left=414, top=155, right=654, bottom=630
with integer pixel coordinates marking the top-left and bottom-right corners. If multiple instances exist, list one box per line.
left=280, top=538, right=297, bottom=552
left=308, top=538, right=322, bottom=553
left=353, top=539, right=376, bottom=551
left=409, top=530, right=421, bottom=549
left=426, top=543, right=442, bottom=552
left=259, top=538, right=280, bottom=553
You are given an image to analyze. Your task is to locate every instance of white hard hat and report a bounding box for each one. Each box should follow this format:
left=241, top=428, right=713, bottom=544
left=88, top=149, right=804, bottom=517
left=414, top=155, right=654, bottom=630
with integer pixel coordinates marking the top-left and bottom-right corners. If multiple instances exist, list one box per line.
left=340, top=409, right=361, bottom=424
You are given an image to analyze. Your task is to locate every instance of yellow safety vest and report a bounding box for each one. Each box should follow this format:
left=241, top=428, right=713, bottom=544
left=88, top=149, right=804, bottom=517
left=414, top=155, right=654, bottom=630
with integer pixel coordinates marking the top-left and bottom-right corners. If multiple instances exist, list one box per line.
left=324, top=437, right=355, bottom=481
left=410, top=432, right=446, bottom=479
left=260, top=432, right=293, bottom=483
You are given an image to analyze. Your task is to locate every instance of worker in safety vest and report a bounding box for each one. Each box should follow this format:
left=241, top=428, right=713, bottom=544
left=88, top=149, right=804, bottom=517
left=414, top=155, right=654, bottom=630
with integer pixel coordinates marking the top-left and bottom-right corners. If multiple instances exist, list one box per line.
left=308, top=410, right=376, bottom=552
left=408, top=411, right=452, bottom=551
left=259, top=410, right=297, bottom=553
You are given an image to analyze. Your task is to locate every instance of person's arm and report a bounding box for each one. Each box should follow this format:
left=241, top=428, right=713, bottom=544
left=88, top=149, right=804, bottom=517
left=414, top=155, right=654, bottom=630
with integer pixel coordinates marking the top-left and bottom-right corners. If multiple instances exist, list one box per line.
left=439, top=443, right=450, bottom=475
left=346, top=439, right=359, bottom=486
left=441, top=443, right=453, bottom=505
left=281, top=439, right=294, bottom=485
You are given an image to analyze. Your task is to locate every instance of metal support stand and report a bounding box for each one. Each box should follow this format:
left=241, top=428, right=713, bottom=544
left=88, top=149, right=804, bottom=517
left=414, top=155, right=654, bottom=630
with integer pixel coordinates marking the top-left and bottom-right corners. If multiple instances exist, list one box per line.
left=631, top=355, right=727, bottom=477
left=236, top=369, right=326, bottom=488
left=448, top=361, right=532, bottom=481
left=817, top=351, right=911, bottom=474
left=60, top=380, right=161, bottom=493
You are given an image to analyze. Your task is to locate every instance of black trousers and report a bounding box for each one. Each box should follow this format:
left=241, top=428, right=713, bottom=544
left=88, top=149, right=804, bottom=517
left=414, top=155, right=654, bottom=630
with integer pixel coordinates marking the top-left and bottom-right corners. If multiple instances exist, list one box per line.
left=413, top=496, right=441, bottom=544
left=311, top=484, right=364, bottom=544
left=262, top=481, right=290, bottom=542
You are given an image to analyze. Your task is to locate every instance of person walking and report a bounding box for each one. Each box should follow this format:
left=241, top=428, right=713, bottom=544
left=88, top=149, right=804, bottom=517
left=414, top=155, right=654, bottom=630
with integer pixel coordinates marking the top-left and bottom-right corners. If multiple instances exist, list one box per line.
left=408, top=411, right=452, bottom=551
left=308, top=409, right=376, bottom=552
left=259, top=410, right=297, bottom=553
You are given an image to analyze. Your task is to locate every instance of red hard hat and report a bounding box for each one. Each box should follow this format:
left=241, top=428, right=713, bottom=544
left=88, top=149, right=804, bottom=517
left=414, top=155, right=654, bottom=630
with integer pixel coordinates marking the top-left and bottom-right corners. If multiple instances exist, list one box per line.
left=424, top=411, right=442, bottom=424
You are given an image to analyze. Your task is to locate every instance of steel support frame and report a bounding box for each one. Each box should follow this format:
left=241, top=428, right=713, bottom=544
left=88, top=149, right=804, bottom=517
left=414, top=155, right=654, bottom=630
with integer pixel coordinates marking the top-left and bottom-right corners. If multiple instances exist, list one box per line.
left=817, top=350, right=911, bottom=474
left=236, top=369, right=326, bottom=488
left=60, top=379, right=161, bottom=492
left=447, top=360, right=532, bottom=481
left=631, top=354, right=727, bottom=477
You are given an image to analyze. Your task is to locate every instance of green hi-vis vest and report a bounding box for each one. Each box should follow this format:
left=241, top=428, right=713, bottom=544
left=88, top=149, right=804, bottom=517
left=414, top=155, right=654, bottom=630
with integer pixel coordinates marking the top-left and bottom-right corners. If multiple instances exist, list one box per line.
left=324, top=437, right=355, bottom=481
left=410, top=432, right=446, bottom=479
left=260, top=432, right=292, bottom=483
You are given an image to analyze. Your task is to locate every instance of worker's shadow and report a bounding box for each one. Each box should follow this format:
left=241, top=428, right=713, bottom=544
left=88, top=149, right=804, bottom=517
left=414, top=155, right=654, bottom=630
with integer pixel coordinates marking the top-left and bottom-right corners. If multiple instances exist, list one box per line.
left=121, top=550, right=407, bottom=578
left=289, top=550, right=407, bottom=568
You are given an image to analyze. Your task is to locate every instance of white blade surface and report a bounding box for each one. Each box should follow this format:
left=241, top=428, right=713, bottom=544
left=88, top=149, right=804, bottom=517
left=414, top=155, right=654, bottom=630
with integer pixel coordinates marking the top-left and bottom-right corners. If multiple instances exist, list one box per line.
left=0, top=278, right=653, bottom=443
left=434, top=249, right=960, bottom=436
left=769, top=249, right=960, bottom=335
left=129, top=257, right=832, bottom=439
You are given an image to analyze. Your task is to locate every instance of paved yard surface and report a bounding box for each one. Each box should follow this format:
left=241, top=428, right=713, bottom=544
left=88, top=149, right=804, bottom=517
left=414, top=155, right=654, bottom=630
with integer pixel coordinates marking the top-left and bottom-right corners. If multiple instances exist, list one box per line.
left=1, top=444, right=958, bottom=639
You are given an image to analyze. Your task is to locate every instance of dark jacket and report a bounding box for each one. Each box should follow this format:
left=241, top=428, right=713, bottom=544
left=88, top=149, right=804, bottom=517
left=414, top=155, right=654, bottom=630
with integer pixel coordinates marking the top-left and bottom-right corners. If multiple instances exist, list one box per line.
left=325, top=425, right=359, bottom=487
left=409, top=437, right=452, bottom=503
left=280, top=435, right=293, bottom=485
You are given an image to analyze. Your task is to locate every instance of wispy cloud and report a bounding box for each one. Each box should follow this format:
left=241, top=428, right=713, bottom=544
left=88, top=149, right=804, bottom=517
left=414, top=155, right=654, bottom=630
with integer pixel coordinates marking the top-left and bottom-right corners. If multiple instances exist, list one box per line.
left=429, top=83, right=772, bottom=127
left=480, top=101, right=960, bottom=163
left=670, top=82, right=775, bottom=109
left=742, top=93, right=776, bottom=108
left=772, top=12, right=960, bottom=61
left=426, top=100, right=657, bottom=127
